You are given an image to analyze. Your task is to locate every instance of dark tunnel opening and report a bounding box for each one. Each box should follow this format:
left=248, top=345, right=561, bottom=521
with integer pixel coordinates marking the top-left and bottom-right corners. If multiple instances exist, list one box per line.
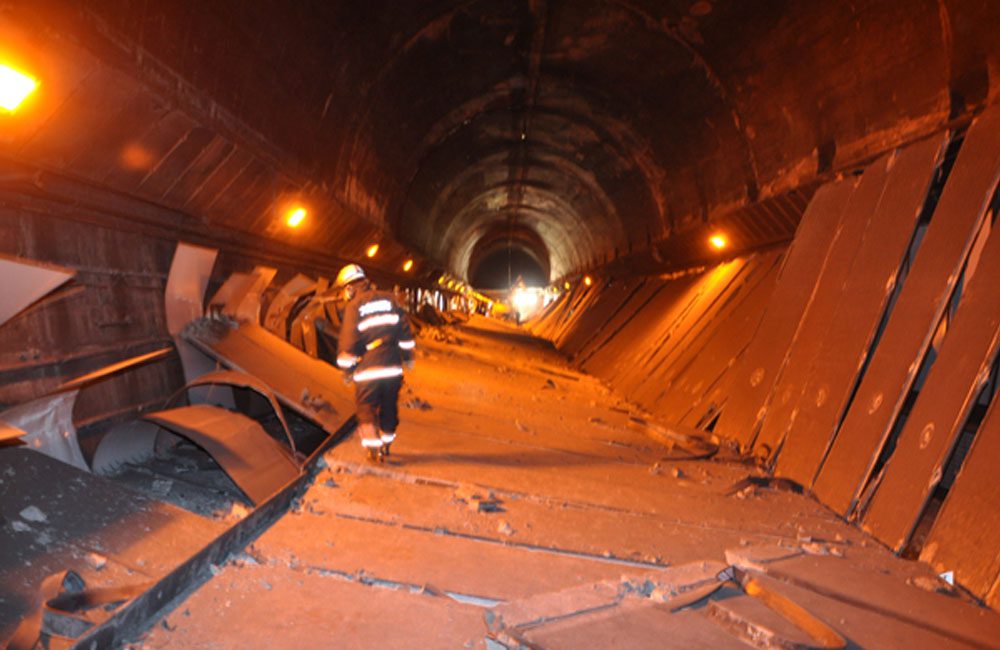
left=469, top=247, right=548, bottom=289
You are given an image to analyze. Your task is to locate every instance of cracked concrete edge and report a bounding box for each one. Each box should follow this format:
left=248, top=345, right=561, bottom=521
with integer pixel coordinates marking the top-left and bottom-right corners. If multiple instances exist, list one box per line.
left=484, top=560, right=728, bottom=636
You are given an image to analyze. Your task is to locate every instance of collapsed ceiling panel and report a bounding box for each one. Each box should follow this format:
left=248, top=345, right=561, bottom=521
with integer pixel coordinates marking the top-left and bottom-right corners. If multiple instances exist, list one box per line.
left=0, top=255, right=74, bottom=329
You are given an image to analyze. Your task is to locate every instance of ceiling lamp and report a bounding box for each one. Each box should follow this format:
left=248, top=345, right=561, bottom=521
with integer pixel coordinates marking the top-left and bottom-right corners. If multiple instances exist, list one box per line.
left=0, top=63, right=38, bottom=112
left=285, top=207, right=307, bottom=228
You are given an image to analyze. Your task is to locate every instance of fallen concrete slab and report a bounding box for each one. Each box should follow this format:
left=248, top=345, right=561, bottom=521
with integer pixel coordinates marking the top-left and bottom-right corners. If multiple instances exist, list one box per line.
left=0, top=449, right=225, bottom=644
left=145, top=406, right=301, bottom=505
left=183, top=317, right=353, bottom=438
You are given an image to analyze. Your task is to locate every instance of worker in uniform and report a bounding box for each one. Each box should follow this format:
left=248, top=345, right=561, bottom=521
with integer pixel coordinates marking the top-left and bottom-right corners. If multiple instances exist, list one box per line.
left=334, top=264, right=416, bottom=460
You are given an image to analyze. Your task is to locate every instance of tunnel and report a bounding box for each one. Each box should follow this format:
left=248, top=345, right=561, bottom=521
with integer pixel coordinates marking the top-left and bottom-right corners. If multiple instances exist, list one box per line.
left=3, top=1, right=1000, bottom=647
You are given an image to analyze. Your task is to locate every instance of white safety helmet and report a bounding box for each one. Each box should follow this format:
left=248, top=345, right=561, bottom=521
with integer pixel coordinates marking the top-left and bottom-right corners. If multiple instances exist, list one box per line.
left=334, top=263, right=366, bottom=289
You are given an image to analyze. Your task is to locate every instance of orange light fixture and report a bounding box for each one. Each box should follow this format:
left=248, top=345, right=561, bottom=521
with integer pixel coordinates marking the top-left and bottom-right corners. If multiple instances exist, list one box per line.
left=583, top=275, right=593, bottom=287
left=285, top=207, right=307, bottom=228
left=402, top=259, right=414, bottom=272
left=0, top=63, right=38, bottom=112
left=366, top=243, right=379, bottom=258
left=710, top=233, right=728, bottom=250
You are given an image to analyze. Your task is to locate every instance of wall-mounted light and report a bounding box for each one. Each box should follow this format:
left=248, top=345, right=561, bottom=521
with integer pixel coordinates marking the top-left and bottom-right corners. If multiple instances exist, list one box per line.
left=583, top=275, right=593, bottom=287
left=0, top=63, right=38, bottom=112
left=710, top=233, right=728, bottom=250
left=285, top=207, right=307, bottom=228
left=366, top=243, right=380, bottom=258
left=402, top=259, right=414, bottom=272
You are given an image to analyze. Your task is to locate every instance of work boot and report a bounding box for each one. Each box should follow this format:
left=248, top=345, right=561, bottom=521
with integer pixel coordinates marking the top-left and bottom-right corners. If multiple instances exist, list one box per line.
left=358, top=423, right=382, bottom=461
left=380, top=431, right=396, bottom=457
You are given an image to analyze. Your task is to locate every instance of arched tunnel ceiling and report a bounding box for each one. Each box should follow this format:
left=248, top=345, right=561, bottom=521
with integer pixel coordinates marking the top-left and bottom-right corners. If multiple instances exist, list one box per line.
left=15, top=0, right=1000, bottom=284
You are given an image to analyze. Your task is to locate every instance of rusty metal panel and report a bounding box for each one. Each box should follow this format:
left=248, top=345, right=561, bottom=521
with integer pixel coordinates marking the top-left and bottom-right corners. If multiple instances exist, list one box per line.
left=145, top=405, right=300, bottom=505
left=777, top=135, right=946, bottom=487
left=54, top=348, right=171, bottom=393
left=263, top=274, right=318, bottom=337
left=756, top=155, right=892, bottom=461
left=712, top=178, right=858, bottom=449
left=921, top=392, right=1000, bottom=606
left=0, top=254, right=74, bottom=329
left=631, top=259, right=751, bottom=409
left=525, top=292, right=569, bottom=339
left=862, top=222, right=1000, bottom=551
left=654, top=253, right=782, bottom=414
left=542, top=284, right=602, bottom=344
left=609, top=275, right=710, bottom=399
left=557, top=277, right=645, bottom=357
left=664, top=252, right=782, bottom=428
left=576, top=278, right=662, bottom=366
left=641, top=256, right=770, bottom=419
left=813, top=107, right=1000, bottom=517
left=207, top=267, right=278, bottom=324
left=583, top=276, right=696, bottom=389
left=0, top=391, right=86, bottom=470
left=165, top=242, right=219, bottom=384
left=183, top=319, right=353, bottom=435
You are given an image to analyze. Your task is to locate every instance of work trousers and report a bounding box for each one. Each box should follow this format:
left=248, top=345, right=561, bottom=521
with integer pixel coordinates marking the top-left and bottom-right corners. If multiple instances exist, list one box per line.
left=354, top=376, right=403, bottom=433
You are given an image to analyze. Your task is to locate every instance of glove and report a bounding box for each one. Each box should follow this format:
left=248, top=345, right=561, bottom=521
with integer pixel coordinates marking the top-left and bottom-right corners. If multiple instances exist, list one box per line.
left=403, top=359, right=415, bottom=371
left=343, top=372, right=354, bottom=385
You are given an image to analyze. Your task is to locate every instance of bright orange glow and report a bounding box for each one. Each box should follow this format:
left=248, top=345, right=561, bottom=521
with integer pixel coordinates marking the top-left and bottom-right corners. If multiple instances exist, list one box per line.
left=0, top=64, right=38, bottom=112
left=563, top=281, right=570, bottom=290
left=710, top=234, right=728, bottom=250
left=447, top=280, right=455, bottom=289
left=583, top=275, right=593, bottom=287
left=403, top=259, right=414, bottom=272
left=438, top=277, right=446, bottom=285
left=366, top=243, right=379, bottom=258
left=285, top=207, right=307, bottom=228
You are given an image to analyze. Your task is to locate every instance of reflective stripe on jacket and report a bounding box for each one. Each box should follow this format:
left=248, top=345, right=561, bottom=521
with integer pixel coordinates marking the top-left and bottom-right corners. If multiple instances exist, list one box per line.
left=337, top=287, right=415, bottom=379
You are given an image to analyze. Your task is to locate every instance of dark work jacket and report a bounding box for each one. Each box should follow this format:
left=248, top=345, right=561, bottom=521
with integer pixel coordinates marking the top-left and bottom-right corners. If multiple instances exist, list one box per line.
left=335, top=287, right=415, bottom=382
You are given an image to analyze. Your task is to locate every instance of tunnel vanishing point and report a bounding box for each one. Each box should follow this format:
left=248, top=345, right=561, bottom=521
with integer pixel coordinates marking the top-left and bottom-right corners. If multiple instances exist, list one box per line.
left=4, top=1, right=1000, bottom=648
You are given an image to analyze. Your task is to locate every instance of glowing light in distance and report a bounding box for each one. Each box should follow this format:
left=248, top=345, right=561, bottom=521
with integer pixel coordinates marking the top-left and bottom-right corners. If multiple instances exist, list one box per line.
left=0, top=64, right=38, bottom=112
left=403, top=259, right=414, bottom=272
left=563, top=281, right=570, bottom=290
left=438, top=277, right=445, bottom=285
left=710, top=234, right=728, bottom=250
left=512, top=287, right=541, bottom=317
left=285, top=207, right=307, bottom=228
left=366, top=243, right=379, bottom=258
left=583, top=275, right=593, bottom=287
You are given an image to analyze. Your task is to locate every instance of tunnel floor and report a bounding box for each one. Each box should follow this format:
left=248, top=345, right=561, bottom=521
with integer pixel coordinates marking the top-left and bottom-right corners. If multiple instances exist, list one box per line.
left=135, top=316, right=999, bottom=649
